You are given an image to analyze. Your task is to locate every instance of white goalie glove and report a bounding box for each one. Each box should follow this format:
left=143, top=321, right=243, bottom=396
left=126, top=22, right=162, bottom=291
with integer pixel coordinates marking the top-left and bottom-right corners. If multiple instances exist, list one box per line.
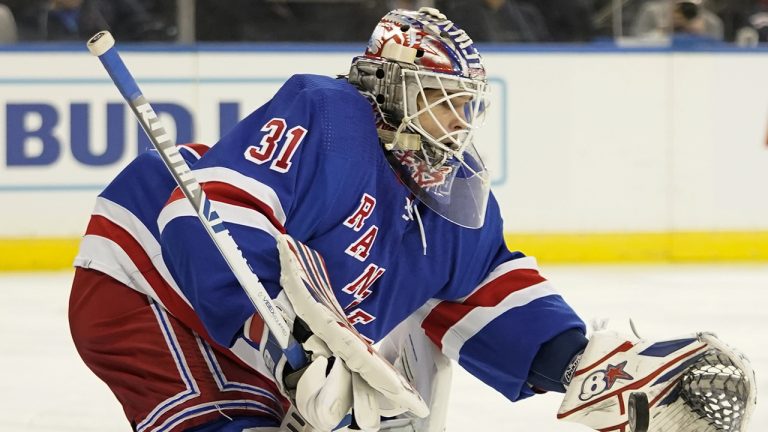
left=277, top=324, right=386, bottom=431
left=558, top=329, right=756, bottom=432
left=271, top=235, right=429, bottom=432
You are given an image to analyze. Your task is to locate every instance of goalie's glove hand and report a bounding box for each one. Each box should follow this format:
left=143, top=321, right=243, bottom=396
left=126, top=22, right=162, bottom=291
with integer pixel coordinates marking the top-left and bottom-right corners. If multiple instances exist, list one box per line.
left=557, top=329, right=756, bottom=432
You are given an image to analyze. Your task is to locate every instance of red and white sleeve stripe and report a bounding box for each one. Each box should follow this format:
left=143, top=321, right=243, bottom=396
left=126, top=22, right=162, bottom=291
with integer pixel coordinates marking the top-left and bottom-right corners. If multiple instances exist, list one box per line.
left=418, top=257, right=559, bottom=360
left=158, top=166, right=287, bottom=237
left=74, top=197, right=218, bottom=341
left=177, top=143, right=210, bottom=160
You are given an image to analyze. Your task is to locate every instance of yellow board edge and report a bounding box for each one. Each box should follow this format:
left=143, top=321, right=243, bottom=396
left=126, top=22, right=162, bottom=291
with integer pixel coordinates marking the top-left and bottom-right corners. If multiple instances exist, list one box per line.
left=2, top=232, right=768, bottom=271
left=505, top=231, right=768, bottom=264
left=1, top=238, right=81, bottom=272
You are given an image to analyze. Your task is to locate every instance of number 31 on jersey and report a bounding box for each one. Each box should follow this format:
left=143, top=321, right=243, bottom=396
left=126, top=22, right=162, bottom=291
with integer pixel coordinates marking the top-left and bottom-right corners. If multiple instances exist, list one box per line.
left=245, top=117, right=307, bottom=173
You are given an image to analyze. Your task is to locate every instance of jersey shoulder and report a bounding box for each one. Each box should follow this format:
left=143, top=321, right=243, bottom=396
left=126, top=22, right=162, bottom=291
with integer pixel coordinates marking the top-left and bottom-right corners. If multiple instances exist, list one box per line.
left=272, top=74, right=379, bottom=155
left=278, top=74, right=371, bottom=110
left=189, top=76, right=383, bottom=235
left=100, top=145, right=203, bottom=203
left=203, top=74, right=384, bottom=182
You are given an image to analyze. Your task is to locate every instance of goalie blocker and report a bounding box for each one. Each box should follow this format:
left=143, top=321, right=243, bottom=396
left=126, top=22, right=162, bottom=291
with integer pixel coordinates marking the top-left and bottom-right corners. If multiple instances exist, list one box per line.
left=262, top=234, right=428, bottom=431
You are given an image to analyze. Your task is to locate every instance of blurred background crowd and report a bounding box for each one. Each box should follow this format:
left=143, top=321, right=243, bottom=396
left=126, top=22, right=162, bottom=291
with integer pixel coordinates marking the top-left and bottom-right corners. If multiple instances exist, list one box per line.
left=0, top=0, right=765, bottom=45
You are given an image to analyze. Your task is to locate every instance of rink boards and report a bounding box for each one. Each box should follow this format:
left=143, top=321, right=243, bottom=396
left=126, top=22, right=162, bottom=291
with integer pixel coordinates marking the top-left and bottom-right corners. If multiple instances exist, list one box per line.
left=1, top=45, right=767, bottom=269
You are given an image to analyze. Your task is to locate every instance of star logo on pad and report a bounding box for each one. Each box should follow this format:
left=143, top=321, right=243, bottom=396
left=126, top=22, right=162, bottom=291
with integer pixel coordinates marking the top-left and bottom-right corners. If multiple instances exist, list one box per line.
left=604, top=361, right=634, bottom=388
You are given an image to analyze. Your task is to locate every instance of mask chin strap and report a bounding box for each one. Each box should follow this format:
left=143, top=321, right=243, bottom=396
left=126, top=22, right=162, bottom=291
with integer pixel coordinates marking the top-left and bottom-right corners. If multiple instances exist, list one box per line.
left=378, top=128, right=421, bottom=151
left=380, top=97, right=448, bottom=159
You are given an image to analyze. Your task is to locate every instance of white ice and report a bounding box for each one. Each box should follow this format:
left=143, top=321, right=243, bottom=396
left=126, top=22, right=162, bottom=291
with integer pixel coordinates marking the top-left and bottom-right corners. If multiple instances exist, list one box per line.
left=0, top=265, right=765, bottom=431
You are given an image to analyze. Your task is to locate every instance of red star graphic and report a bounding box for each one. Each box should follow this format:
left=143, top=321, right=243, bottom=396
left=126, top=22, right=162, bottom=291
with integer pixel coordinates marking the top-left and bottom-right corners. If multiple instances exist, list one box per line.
left=604, top=361, right=634, bottom=389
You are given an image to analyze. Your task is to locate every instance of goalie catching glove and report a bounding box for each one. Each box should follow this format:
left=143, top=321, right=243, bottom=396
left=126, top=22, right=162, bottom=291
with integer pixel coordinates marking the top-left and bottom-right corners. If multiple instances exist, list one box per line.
left=558, top=328, right=756, bottom=432
left=263, top=235, right=428, bottom=431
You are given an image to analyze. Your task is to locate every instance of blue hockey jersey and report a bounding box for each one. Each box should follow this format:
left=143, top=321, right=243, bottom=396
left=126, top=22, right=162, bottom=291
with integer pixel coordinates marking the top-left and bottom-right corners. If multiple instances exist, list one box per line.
left=75, top=74, right=585, bottom=404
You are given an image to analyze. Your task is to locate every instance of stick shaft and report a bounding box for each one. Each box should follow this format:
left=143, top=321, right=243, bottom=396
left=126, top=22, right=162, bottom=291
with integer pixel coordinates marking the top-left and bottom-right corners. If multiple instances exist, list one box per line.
left=86, top=31, right=305, bottom=369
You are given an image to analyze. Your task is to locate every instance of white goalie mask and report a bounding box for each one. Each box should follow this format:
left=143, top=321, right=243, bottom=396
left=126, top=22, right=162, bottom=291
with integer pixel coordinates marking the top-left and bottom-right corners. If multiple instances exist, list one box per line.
left=348, top=7, right=491, bottom=229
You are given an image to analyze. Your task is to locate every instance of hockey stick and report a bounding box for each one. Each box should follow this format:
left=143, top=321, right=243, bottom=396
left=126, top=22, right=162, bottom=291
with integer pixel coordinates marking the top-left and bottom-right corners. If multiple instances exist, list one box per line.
left=86, top=31, right=306, bottom=370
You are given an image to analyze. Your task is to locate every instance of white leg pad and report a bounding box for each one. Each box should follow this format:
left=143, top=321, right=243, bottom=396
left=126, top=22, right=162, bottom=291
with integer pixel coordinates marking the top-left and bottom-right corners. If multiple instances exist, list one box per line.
left=377, top=316, right=452, bottom=432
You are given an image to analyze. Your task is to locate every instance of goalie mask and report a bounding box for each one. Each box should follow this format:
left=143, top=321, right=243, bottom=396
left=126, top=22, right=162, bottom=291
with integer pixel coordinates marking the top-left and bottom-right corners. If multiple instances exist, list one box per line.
left=348, top=7, right=491, bottom=229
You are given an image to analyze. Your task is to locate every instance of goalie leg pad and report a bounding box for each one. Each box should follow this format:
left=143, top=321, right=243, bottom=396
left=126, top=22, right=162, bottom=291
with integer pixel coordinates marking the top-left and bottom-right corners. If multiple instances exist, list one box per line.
left=377, top=316, right=453, bottom=432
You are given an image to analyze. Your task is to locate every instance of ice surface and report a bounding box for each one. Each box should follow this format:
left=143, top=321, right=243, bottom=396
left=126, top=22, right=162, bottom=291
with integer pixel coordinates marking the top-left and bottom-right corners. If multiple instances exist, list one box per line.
left=1, top=265, right=765, bottom=431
